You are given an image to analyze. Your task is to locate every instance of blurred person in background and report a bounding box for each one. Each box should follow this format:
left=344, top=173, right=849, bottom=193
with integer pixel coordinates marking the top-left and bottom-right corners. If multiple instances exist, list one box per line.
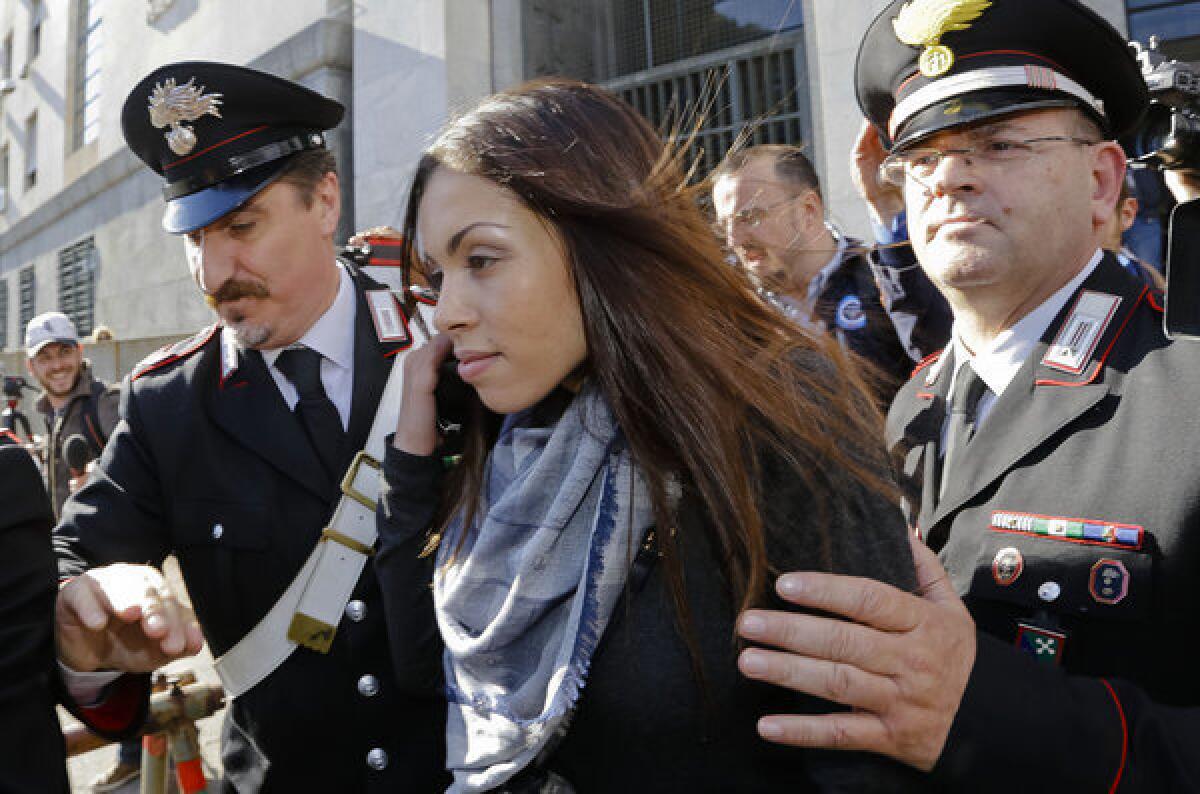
left=23, top=312, right=119, bottom=520
left=712, top=143, right=950, bottom=403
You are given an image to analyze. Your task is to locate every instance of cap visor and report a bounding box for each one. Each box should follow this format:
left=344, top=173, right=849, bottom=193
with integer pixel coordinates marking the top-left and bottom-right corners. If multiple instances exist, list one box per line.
left=893, top=88, right=1090, bottom=150
left=162, top=160, right=289, bottom=234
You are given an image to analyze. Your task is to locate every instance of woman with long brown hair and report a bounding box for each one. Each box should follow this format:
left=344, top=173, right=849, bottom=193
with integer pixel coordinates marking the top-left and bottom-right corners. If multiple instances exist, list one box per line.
left=376, top=78, right=926, bottom=792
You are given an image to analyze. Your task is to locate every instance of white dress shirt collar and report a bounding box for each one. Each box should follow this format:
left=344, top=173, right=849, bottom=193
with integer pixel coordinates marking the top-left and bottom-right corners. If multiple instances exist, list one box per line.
left=260, top=264, right=356, bottom=372
left=949, top=247, right=1104, bottom=399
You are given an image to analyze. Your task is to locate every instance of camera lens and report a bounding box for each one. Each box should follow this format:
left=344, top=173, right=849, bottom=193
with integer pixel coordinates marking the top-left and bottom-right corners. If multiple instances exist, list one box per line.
left=1133, top=102, right=1174, bottom=159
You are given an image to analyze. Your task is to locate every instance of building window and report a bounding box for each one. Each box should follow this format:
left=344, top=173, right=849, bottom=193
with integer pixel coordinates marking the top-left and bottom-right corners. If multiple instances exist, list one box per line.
left=1129, top=1, right=1200, bottom=61
left=2, top=32, right=12, bottom=80
left=0, top=280, right=8, bottom=351
left=18, top=267, right=35, bottom=333
left=608, top=33, right=812, bottom=177
left=72, top=0, right=103, bottom=149
left=604, top=0, right=804, bottom=78
left=24, top=111, right=36, bottom=190
left=59, top=238, right=96, bottom=338
left=0, top=144, right=8, bottom=210
left=29, top=0, right=45, bottom=61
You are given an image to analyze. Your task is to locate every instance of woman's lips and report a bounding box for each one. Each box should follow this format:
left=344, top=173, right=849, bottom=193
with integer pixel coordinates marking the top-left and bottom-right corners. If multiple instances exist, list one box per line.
left=457, top=353, right=499, bottom=382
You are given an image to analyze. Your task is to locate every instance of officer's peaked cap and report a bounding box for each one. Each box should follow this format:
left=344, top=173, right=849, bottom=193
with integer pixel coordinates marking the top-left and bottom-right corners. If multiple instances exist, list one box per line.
left=121, top=61, right=344, bottom=234
left=856, top=0, right=1148, bottom=150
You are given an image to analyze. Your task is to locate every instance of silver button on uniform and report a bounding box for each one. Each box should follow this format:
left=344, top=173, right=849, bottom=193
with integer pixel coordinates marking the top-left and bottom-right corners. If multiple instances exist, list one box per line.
left=211, top=523, right=224, bottom=540
left=357, top=674, right=380, bottom=697
left=345, top=600, right=367, bottom=622
left=366, top=747, right=388, bottom=771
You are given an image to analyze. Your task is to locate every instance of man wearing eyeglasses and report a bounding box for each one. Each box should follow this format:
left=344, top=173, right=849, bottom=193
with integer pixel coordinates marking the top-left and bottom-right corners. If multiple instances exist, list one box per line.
left=732, top=0, right=1200, bottom=790
left=711, top=145, right=950, bottom=401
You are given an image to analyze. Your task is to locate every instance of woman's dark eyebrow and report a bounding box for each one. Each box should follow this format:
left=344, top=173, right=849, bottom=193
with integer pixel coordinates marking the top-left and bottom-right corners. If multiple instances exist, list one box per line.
left=447, top=222, right=509, bottom=254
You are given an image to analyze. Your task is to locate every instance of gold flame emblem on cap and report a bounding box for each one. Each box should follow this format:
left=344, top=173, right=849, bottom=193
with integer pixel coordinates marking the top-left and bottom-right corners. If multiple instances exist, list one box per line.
left=148, top=77, right=224, bottom=157
left=893, top=0, right=993, bottom=78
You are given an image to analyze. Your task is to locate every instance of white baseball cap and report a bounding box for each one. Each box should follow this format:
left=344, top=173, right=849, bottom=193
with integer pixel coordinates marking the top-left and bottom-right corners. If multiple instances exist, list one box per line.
left=25, top=312, right=80, bottom=356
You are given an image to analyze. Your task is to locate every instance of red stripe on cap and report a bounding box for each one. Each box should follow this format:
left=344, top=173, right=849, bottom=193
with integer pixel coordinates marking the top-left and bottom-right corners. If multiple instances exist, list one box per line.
left=164, top=125, right=270, bottom=171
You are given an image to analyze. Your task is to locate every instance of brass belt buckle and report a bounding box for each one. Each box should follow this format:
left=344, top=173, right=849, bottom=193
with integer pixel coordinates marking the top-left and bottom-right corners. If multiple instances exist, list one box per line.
left=340, top=450, right=382, bottom=510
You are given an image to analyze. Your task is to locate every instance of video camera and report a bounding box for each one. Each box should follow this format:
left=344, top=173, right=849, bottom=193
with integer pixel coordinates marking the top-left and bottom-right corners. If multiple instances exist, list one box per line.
left=1129, top=38, right=1200, bottom=171
left=2, top=375, right=30, bottom=399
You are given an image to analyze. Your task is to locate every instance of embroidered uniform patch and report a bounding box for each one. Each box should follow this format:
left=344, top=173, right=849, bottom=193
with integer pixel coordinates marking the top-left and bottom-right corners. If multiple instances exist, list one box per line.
left=365, top=290, right=411, bottom=344
left=990, top=511, right=1143, bottom=550
left=1016, top=623, right=1067, bottom=666
left=1042, top=290, right=1121, bottom=374
left=1089, top=558, right=1130, bottom=605
left=835, top=295, right=867, bottom=331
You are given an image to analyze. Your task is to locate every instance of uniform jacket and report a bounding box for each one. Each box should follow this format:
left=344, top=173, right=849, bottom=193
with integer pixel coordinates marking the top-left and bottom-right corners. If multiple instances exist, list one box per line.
left=812, top=239, right=951, bottom=405
left=0, top=445, right=69, bottom=793
left=36, top=362, right=120, bottom=518
left=887, top=253, right=1200, bottom=792
left=54, top=265, right=447, bottom=793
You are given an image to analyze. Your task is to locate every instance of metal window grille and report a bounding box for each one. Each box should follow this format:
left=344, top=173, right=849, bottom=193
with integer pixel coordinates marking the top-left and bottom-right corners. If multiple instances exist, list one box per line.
left=607, top=33, right=812, bottom=178
left=18, top=267, right=35, bottom=332
left=0, top=280, right=8, bottom=351
left=607, top=0, right=803, bottom=77
left=71, top=0, right=103, bottom=149
left=58, top=238, right=96, bottom=337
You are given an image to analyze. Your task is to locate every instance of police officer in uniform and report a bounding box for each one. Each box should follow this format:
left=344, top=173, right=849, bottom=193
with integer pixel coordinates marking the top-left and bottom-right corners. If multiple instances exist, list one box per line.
left=729, top=2, right=1200, bottom=790
left=53, top=63, right=446, bottom=792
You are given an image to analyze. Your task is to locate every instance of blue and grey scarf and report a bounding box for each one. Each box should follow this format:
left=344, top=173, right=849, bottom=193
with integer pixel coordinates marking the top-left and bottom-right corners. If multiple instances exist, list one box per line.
left=434, top=384, right=654, bottom=792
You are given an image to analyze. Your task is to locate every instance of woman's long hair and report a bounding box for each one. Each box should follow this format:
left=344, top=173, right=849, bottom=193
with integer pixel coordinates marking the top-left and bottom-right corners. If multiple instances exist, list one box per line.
left=400, top=78, right=896, bottom=653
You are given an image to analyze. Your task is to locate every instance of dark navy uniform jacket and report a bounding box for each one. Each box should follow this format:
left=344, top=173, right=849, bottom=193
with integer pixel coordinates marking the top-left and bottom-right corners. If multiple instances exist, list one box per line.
left=812, top=239, right=951, bottom=405
left=54, top=266, right=447, bottom=793
left=888, top=253, right=1200, bottom=792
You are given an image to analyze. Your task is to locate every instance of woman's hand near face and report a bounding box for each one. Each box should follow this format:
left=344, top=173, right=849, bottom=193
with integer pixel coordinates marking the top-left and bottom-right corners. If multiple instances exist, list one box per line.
left=393, top=333, right=455, bottom=456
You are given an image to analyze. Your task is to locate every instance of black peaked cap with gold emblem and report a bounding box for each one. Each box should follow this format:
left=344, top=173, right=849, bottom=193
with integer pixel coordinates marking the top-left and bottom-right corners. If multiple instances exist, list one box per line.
left=856, top=0, right=1148, bottom=151
left=121, top=61, right=344, bottom=234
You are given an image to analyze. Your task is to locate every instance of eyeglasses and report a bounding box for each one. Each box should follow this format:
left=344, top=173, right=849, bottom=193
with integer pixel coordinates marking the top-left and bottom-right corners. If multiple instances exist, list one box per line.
left=878, top=135, right=1100, bottom=188
left=714, top=195, right=800, bottom=236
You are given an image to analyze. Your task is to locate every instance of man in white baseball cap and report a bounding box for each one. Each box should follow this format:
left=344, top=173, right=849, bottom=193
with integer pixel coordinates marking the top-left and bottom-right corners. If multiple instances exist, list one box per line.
left=24, top=312, right=119, bottom=520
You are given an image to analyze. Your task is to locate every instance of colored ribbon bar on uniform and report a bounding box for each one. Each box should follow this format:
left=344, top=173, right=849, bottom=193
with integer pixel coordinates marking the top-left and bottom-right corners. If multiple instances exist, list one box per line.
left=990, top=511, right=1143, bottom=549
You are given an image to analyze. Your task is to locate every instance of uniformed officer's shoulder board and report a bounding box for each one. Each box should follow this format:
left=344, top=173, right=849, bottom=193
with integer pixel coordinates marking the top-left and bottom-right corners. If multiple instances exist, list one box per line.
left=131, top=324, right=220, bottom=381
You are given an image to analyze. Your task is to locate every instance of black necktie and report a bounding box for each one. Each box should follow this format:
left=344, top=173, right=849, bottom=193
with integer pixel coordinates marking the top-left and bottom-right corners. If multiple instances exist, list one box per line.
left=276, top=346, right=347, bottom=484
left=939, top=361, right=988, bottom=501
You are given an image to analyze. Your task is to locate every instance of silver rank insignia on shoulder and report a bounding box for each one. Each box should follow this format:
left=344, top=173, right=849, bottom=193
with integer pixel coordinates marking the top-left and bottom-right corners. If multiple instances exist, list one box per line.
left=1042, top=291, right=1121, bottom=374
left=1016, top=622, right=1067, bottom=666
left=148, top=77, right=224, bottom=156
left=366, top=290, right=411, bottom=344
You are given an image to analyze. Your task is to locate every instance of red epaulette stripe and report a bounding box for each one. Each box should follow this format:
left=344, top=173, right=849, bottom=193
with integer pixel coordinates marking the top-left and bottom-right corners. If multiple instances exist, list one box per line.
left=1100, top=679, right=1128, bottom=794
left=367, top=257, right=405, bottom=266
left=0, top=428, right=22, bottom=444
left=1036, top=287, right=1147, bottom=388
left=164, top=125, right=269, bottom=171
left=910, top=349, right=944, bottom=379
left=131, top=325, right=219, bottom=381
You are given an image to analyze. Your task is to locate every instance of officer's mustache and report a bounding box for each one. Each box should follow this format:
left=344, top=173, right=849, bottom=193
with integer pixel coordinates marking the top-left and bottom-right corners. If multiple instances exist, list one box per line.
left=205, top=279, right=271, bottom=309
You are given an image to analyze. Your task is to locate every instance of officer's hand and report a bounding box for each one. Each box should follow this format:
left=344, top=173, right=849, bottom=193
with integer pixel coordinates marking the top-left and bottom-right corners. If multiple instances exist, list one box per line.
left=56, top=564, right=205, bottom=673
left=393, top=333, right=455, bottom=457
left=851, top=121, right=905, bottom=228
left=735, top=533, right=976, bottom=772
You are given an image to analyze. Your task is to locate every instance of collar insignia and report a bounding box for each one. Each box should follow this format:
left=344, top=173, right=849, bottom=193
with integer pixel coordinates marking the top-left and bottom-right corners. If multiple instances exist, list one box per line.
left=892, top=0, right=993, bottom=78
left=148, top=77, right=224, bottom=156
